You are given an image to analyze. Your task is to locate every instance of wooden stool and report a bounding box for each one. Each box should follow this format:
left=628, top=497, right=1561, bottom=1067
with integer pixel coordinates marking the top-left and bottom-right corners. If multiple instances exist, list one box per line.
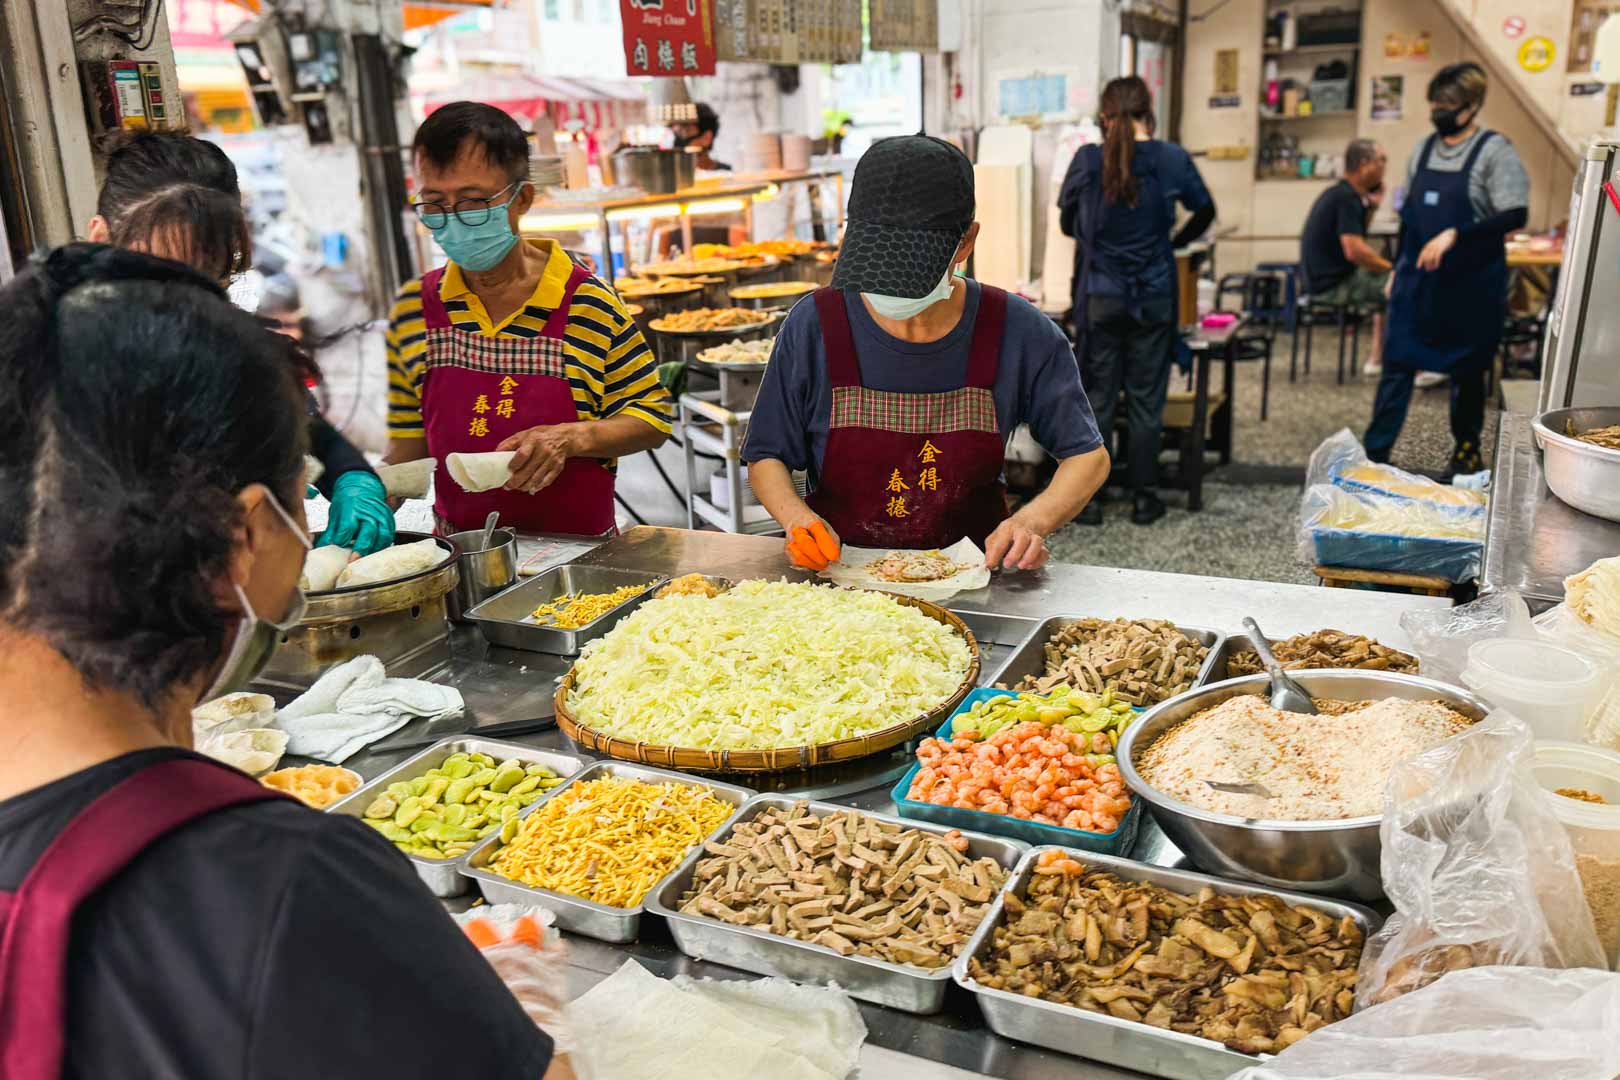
left=1313, top=566, right=1453, bottom=597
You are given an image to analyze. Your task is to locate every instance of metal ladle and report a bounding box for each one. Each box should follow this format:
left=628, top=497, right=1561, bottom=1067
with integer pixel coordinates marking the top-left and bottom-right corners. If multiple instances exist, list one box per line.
left=1243, top=617, right=1318, bottom=715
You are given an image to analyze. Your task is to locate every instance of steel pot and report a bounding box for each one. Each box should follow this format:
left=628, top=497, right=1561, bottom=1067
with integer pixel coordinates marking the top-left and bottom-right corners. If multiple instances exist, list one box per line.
left=445, top=527, right=518, bottom=622
left=609, top=145, right=697, bottom=195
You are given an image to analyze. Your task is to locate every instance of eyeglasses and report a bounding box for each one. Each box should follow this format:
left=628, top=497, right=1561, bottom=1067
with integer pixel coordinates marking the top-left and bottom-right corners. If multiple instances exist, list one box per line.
left=412, top=180, right=525, bottom=229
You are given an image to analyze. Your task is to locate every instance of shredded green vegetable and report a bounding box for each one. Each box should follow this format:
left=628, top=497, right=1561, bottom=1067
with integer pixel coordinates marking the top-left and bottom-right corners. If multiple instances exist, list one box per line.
left=567, top=580, right=972, bottom=750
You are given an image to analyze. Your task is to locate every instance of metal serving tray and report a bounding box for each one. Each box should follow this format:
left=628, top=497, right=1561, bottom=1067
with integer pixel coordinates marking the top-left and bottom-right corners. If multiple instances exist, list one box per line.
left=953, top=846, right=1382, bottom=1080
left=325, top=737, right=587, bottom=898
left=646, top=794, right=1027, bottom=1014
left=984, top=615, right=1225, bottom=699
left=465, top=564, right=667, bottom=654
left=461, top=761, right=753, bottom=944
left=949, top=609, right=1043, bottom=684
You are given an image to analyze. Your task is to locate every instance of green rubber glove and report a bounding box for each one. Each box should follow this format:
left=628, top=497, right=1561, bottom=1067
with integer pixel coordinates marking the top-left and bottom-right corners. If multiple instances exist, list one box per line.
left=318, top=471, right=395, bottom=557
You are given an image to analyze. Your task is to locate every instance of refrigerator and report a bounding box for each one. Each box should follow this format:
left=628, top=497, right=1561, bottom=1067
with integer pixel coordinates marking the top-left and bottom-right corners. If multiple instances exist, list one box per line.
left=1541, top=139, right=1620, bottom=411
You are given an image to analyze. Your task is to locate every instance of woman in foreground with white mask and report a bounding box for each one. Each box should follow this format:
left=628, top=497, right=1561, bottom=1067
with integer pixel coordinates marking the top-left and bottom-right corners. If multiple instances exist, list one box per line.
left=0, top=246, right=570, bottom=1080
left=744, top=134, right=1110, bottom=572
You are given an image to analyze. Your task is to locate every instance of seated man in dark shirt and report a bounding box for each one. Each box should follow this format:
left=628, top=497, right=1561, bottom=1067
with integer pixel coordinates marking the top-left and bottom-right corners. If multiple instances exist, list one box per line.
left=1301, top=138, right=1392, bottom=372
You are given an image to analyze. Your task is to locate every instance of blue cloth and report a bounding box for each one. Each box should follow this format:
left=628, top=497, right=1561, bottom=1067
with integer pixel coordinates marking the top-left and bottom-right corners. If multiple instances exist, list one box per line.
left=1058, top=140, right=1212, bottom=301
left=740, top=281, right=1104, bottom=490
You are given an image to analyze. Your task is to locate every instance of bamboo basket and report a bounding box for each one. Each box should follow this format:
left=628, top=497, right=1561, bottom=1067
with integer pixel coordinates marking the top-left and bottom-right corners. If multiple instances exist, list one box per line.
left=554, top=596, right=980, bottom=774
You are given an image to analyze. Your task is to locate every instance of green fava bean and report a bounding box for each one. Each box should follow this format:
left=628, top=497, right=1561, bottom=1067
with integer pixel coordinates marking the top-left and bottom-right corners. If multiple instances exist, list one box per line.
left=443, top=777, right=477, bottom=805
left=386, top=781, right=412, bottom=800
left=469, top=767, right=499, bottom=786
left=445, top=759, right=475, bottom=779
left=489, top=764, right=525, bottom=793
left=508, top=775, right=541, bottom=796
left=408, top=776, right=429, bottom=797
left=420, top=776, right=450, bottom=805
left=378, top=822, right=413, bottom=843
left=393, top=796, right=425, bottom=827
left=441, top=803, right=468, bottom=827
left=364, top=795, right=397, bottom=819
left=500, top=817, right=520, bottom=843
left=470, top=753, right=495, bottom=767
left=419, top=821, right=479, bottom=843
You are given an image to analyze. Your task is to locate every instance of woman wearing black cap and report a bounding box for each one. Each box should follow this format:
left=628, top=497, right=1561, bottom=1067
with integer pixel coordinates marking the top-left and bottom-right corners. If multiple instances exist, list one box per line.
left=743, top=134, right=1110, bottom=572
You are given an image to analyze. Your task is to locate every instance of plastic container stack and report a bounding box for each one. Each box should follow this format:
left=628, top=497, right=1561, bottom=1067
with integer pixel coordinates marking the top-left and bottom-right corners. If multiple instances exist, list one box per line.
left=1531, top=742, right=1620, bottom=969
left=1461, top=638, right=1606, bottom=743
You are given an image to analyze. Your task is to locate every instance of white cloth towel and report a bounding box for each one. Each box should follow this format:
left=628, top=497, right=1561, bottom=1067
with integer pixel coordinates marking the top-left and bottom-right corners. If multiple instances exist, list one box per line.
left=276, top=655, right=464, bottom=763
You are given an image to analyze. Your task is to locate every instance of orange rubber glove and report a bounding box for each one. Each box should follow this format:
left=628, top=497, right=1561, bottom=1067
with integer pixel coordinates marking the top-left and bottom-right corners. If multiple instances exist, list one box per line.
left=788, top=527, right=828, bottom=570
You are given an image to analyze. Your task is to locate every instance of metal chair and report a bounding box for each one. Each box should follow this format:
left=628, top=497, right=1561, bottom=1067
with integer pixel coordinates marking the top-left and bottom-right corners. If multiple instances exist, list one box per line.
left=1214, top=272, right=1283, bottom=421
left=1290, top=298, right=1372, bottom=384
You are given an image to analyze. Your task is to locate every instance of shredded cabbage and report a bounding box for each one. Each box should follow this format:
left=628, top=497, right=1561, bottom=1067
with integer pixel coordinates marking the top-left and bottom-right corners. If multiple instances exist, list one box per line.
left=566, top=580, right=973, bottom=750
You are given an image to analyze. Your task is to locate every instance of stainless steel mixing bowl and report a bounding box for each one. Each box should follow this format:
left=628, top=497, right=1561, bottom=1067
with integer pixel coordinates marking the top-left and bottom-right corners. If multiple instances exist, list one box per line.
left=1533, top=406, right=1620, bottom=523
left=1116, top=670, right=1491, bottom=901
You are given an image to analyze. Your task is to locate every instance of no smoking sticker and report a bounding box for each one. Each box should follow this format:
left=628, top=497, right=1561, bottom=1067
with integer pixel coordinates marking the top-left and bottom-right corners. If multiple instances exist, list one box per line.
left=1503, top=15, right=1525, bottom=39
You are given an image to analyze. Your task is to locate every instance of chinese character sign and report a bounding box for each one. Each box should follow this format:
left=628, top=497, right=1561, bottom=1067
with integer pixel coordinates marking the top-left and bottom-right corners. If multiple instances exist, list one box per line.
left=621, top=0, right=716, bottom=77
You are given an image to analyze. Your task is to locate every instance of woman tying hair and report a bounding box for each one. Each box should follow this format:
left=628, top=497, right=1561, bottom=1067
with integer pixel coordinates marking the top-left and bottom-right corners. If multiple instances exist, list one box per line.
left=1059, top=76, right=1216, bottom=526
left=86, top=131, right=395, bottom=557
left=0, top=246, right=568, bottom=1078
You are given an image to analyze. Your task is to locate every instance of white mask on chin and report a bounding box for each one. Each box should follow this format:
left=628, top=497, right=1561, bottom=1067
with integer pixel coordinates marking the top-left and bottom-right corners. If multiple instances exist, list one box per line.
left=199, top=490, right=311, bottom=704
left=863, top=266, right=957, bottom=320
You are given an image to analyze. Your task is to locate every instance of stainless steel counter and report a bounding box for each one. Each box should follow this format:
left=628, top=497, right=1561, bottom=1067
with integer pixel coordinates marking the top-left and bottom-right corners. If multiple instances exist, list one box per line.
left=1483, top=411, right=1620, bottom=609
left=335, top=527, right=1450, bottom=1080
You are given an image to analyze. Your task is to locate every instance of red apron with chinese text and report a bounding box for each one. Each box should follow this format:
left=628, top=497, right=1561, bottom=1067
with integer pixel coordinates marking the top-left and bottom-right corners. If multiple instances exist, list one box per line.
left=0, top=757, right=289, bottom=1080
left=419, top=264, right=616, bottom=534
left=806, top=286, right=1010, bottom=549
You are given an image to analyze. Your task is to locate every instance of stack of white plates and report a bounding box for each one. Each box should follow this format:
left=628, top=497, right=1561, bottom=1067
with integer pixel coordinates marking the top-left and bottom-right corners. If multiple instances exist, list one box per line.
left=741, top=132, right=783, bottom=172
left=531, top=155, right=565, bottom=188
left=781, top=134, right=813, bottom=171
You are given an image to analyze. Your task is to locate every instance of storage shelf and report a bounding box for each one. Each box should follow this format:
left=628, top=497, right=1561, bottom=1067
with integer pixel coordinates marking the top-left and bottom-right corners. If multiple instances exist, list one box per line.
left=1259, top=109, right=1357, bottom=121
left=1264, top=43, right=1361, bottom=56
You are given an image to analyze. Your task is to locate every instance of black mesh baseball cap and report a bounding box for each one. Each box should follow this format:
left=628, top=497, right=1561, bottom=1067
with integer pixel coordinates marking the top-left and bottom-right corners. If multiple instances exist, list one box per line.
left=832, top=134, right=975, bottom=299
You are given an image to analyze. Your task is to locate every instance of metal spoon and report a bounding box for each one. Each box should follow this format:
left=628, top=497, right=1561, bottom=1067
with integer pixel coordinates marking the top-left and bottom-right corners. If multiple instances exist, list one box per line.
left=1205, top=779, right=1275, bottom=798
left=1243, top=617, right=1318, bottom=715
left=479, top=510, right=500, bottom=551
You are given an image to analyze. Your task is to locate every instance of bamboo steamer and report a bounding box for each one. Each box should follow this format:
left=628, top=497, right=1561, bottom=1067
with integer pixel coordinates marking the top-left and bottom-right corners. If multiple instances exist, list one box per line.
left=554, top=595, right=980, bottom=773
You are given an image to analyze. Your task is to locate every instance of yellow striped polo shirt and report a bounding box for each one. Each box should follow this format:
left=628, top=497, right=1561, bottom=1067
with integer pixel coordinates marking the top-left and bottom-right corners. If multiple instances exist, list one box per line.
left=385, top=239, right=672, bottom=469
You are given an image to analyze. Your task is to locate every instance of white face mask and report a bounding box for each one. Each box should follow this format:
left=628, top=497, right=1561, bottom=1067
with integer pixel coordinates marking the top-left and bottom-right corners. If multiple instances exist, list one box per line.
left=199, top=490, right=311, bottom=704
left=864, top=266, right=957, bottom=320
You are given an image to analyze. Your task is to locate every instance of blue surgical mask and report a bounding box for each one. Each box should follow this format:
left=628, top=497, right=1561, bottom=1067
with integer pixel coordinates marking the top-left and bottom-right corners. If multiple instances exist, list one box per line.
left=428, top=182, right=527, bottom=272
left=864, top=266, right=957, bottom=320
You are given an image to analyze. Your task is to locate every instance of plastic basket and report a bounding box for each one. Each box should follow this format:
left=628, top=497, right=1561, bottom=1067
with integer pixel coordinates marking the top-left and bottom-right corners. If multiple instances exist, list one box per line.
left=1311, top=526, right=1481, bottom=583
left=889, top=688, right=1142, bottom=855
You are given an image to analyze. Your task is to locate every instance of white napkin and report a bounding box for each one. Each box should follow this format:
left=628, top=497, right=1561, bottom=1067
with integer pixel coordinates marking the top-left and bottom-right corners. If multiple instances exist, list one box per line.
left=275, top=655, right=464, bottom=763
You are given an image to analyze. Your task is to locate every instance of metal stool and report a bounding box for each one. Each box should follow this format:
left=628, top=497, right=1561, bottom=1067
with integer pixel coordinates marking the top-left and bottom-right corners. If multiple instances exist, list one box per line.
left=1291, top=298, right=1369, bottom=384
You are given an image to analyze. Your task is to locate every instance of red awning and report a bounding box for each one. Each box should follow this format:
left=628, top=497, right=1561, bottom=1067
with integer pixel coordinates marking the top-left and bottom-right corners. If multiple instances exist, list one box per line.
left=421, top=73, right=646, bottom=132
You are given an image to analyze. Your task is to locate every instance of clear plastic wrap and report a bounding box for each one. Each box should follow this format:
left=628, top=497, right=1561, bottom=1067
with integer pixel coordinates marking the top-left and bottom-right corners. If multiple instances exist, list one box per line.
left=1298, top=484, right=1484, bottom=583
left=457, top=905, right=575, bottom=1054
left=1226, top=966, right=1620, bottom=1080
left=1306, top=428, right=1488, bottom=513
left=1355, top=712, right=1604, bottom=1009
left=1398, top=590, right=1535, bottom=683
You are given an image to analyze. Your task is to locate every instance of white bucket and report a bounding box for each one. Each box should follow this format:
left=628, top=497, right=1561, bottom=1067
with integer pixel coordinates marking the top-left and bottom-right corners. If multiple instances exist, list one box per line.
left=1461, top=638, right=1606, bottom=743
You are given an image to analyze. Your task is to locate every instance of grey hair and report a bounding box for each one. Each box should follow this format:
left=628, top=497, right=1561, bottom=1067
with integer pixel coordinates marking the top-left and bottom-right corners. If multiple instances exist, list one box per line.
left=1345, top=139, right=1384, bottom=174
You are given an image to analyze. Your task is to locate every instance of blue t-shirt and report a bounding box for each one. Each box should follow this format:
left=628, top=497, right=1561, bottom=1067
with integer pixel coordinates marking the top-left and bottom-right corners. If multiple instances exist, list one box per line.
left=740, top=281, right=1103, bottom=490
left=1058, top=140, right=1212, bottom=299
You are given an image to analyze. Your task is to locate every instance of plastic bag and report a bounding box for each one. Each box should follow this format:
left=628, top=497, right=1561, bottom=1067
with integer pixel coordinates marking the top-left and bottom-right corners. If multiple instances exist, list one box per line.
left=1306, top=428, right=1487, bottom=512
left=457, top=905, right=575, bottom=1054
left=1356, top=711, right=1604, bottom=1009
left=1298, top=484, right=1483, bottom=583
left=1398, top=590, right=1535, bottom=684
left=1225, top=965, right=1620, bottom=1080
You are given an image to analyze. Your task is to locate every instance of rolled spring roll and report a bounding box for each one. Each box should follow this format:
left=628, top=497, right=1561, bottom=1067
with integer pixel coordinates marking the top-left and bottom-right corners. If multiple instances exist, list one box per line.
left=375, top=458, right=437, bottom=500
left=446, top=451, right=516, bottom=494
left=334, top=538, right=449, bottom=589
left=197, top=728, right=289, bottom=776
left=300, top=545, right=353, bottom=592
left=192, top=691, right=277, bottom=740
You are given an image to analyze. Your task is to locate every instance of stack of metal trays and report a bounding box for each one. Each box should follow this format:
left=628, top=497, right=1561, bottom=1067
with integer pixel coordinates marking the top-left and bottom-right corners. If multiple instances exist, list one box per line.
left=952, top=847, right=1382, bottom=1080
left=461, top=761, right=753, bottom=944
left=326, top=737, right=587, bottom=898
left=646, top=795, right=1027, bottom=1014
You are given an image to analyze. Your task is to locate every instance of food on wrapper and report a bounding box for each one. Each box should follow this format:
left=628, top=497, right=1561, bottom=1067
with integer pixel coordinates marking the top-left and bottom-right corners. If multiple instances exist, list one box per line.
left=1139, top=695, right=1475, bottom=820
left=1565, top=555, right=1620, bottom=640
left=638, top=257, right=748, bottom=276
left=334, top=538, right=449, bottom=588
left=261, top=764, right=361, bottom=808
left=300, top=545, right=352, bottom=591
left=1226, top=630, right=1417, bottom=677
left=693, top=240, right=819, bottom=258
left=649, top=307, right=773, bottom=333
left=655, top=573, right=723, bottom=599
left=695, top=338, right=774, bottom=365
left=677, top=804, right=1006, bottom=968
left=360, top=752, right=565, bottom=859
left=866, top=549, right=977, bottom=583
left=446, top=450, right=516, bottom=494
left=529, top=584, right=649, bottom=629
left=486, top=776, right=732, bottom=908
left=967, top=853, right=1365, bottom=1054
left=566, top=580, right=972, bottom=752
left=192, top=691, right=276, bottom=739
left=1566, top=419, right=1620, bottom=451
left=197, top=728, right=288, bottom=776
left=730, top=281, right=816, bottom=300
left=1012, top=618, right=1209, bottom=706
left=613, top=277, right=701, bottom=297
left=374, top=457, right=436, bottom=500
left=912, top=690, right=1134, bottom=834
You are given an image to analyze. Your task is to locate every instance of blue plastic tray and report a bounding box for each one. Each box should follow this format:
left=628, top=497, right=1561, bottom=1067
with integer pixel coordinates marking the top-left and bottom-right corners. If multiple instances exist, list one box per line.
left=889, top=688, right=1142, bottom=856
left=1310, top=526, right=1480, bottom=583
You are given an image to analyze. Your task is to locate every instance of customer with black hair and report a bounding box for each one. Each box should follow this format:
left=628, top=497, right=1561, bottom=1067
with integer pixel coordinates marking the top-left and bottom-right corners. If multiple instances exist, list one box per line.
left=386, top=101, right=670, bottom=534
left=0, top=245, right=569, bottom=1078
left=86, top=130, right=396, bottom=557
left=1365, top=61, right=1529, bottom=477
left=1301, top=138, right=1391, bottom=374
left=1059, top=75, right=1216, bottom=526
left=671, top=102, right=730, bottom=170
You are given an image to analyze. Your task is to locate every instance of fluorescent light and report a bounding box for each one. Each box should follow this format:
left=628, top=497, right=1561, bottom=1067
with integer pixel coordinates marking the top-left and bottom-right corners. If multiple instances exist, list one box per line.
left=520, top=213, right=600, bottom=231
left=607, top=202, right=683, bottom=222
left=684, top=197, right=746, bottom=216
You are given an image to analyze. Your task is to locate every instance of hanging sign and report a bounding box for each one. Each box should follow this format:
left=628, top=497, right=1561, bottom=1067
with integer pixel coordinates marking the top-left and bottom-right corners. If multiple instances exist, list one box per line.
left=1518, top=35, right=1556, bottom=72
left=870, top=0, right=939, bottom=53
left=621, top=0, right=716, bottom=77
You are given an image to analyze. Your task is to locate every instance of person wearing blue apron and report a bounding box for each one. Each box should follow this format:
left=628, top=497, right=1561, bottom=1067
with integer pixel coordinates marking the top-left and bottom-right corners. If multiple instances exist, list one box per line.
left=1059, top=76, right=1215, bottom=526
left=1364, top=62, right=1529, bottom=477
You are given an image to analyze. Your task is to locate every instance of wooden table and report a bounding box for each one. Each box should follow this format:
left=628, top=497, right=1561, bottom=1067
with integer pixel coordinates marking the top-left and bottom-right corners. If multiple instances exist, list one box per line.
left=1504, top=244, right=1564, bottom=268
left=1167, top=317, right=1244, bottom=511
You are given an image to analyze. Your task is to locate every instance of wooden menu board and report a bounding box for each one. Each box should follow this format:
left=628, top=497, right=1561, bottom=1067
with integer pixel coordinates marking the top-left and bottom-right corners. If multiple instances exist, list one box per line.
left=870, top=0, right=939, bottom=52
left=713, top=0, right=861, bottom=64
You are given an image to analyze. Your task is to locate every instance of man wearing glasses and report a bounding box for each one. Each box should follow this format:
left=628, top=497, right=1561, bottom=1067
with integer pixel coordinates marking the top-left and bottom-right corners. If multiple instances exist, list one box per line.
left=384, top=101, right=671, bottom=533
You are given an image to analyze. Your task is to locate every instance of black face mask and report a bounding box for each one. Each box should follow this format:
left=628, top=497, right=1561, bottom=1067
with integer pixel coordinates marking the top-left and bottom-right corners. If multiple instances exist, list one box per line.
left=1431, top=106, right=1468, bottom=136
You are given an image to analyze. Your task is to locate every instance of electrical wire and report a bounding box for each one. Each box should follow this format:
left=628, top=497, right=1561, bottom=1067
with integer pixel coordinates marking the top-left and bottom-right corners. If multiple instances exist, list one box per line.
left=1189, top=0, right=1236, bottom=22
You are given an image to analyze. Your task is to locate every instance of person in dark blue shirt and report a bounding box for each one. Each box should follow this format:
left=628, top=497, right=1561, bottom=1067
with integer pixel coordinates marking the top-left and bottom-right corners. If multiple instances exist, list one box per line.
left=1059, top=76, right=1215, bottom=526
